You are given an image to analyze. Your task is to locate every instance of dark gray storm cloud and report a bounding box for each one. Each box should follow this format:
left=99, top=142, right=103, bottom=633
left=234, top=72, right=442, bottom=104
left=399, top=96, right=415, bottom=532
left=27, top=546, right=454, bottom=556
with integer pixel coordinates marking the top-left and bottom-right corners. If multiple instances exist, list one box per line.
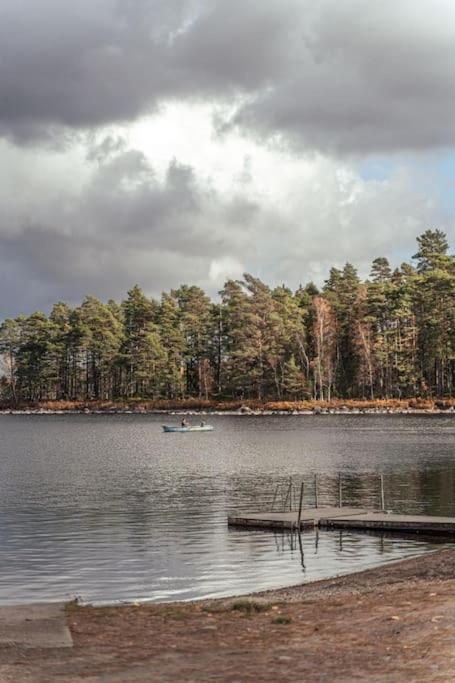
left=0, top=144, right=257, bottom=314
left=1, top=1, right=455, bottom=317
left=228, top=1, right=455, bottom=154
left=2, top=0, right=455, bottom=153
left=0, top=0, right=185, bottom=141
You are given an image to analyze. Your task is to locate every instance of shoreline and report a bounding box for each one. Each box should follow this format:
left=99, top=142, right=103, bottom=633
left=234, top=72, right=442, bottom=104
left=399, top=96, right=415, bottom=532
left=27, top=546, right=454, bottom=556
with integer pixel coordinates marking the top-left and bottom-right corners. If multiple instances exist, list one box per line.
left=3, top=546, right=454, bottom=680
left=1, top=397, right=454, bottom=416
left=1, top=407, right=454, bottom=415
left=85, top=545, right=447, bottom=609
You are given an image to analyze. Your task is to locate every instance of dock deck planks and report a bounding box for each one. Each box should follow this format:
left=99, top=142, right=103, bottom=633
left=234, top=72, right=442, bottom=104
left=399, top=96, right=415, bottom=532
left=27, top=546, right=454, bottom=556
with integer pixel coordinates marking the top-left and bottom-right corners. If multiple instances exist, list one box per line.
left=228, top=507, right=368, bottom=530
left=228, top=508, right=455, bottom=535
left=319, top=511, right=455, bottom=535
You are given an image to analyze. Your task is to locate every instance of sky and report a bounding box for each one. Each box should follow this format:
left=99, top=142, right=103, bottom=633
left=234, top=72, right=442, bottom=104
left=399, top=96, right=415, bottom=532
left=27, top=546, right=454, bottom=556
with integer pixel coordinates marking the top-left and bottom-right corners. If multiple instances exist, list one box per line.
left=1, top=0, right=455, bottom=316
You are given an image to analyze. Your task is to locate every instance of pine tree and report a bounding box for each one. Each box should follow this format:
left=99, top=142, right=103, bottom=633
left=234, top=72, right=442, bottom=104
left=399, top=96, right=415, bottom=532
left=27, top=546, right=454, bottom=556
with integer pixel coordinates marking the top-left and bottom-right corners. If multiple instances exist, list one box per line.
left=413, top=231, right=455, bottom=396
left=312, top=296, right=337, bottom=400
left=413, top=229, right=452, bottom=273
left=219, top=279, right=250, bottom=397
left=157, top=293, right=186, bottom=398
left=272, top=285, right=310, bottom=398
left=324, top=263, right=361, bottom=396
left=49, top=302, right=72, bottom=399
left=121, top=286, right=164, bottom=398
left=15, top=313, right=54, bottom=401
left=366, top=257, right=393, bottom=397
left=0, top=231, right=453, bottom=404
left=0, top=318, right=22, bottom=404
left=76, top=296, right=123, bottom=399
left=173, top=285, right=214, bottom=398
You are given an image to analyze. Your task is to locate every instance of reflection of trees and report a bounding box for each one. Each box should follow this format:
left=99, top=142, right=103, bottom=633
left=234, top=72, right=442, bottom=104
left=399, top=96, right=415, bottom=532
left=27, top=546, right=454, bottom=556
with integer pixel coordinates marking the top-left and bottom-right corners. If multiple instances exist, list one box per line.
left=252, top=466, right=455, bottom=517
left=370, top=466, right=455, bottom=516
left=419, top=467, right=455, bottom=516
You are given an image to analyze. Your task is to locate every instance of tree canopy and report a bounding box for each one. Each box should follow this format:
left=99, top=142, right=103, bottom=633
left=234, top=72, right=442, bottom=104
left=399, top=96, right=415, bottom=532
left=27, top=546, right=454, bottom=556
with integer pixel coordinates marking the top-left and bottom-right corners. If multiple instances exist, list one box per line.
left=1, top=231, right=454, bottom=403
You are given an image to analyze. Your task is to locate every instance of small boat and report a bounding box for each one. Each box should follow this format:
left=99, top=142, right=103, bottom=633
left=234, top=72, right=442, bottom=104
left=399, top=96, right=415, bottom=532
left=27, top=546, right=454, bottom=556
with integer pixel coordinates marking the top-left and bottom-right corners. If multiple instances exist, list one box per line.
left=162, top=424, right=214, bottom=433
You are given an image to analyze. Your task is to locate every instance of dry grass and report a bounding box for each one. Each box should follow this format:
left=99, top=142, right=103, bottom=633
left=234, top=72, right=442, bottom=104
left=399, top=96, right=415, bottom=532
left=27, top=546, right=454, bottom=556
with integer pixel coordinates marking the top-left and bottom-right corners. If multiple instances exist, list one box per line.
left=271, top=615, right=292, bottom=625
left=229, top=600, right=272, bottom=615
left=2, top=397, right=454, bottom=412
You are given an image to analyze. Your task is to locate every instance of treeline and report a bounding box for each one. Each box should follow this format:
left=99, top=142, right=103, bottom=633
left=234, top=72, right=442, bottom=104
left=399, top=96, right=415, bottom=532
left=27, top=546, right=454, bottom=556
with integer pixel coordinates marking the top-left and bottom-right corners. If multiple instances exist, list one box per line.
left=1, top=230, right=454, bottom=404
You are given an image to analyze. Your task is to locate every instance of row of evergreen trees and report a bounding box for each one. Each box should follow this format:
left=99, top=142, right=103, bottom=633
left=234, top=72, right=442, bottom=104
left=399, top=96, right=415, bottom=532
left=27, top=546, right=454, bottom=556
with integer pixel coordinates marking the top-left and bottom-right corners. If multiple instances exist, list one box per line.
left=1, top=230, right=454, bottom=403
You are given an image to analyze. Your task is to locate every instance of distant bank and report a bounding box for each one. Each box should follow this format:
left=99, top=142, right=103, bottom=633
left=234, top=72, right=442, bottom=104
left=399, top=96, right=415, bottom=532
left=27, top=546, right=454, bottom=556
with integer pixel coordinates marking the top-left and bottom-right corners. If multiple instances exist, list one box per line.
left=1, top=398, right=454, bottom=415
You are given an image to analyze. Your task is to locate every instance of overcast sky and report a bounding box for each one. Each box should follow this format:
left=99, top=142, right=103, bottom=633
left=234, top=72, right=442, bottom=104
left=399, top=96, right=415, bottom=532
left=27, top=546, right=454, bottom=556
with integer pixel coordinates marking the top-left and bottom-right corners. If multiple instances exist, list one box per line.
left=1, top=0, right=455, bottom=315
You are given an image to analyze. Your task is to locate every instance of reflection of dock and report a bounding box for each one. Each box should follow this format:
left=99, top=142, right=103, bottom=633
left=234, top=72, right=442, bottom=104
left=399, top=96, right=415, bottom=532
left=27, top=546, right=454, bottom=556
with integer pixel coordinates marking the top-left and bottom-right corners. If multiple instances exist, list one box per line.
left=228, top=508, right=455, bottom=536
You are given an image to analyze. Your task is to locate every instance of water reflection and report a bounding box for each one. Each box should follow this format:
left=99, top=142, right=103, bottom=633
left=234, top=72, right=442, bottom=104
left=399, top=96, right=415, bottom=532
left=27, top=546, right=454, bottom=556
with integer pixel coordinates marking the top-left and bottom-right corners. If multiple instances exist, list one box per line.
left=0, top=413, right=453, bottom=605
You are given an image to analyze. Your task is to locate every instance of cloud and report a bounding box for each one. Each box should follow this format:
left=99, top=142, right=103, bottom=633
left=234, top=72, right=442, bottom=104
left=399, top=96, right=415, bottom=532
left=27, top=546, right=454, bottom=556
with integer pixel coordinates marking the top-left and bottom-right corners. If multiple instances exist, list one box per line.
left=0, top=135, right=450, bottom=317
left=227, top=0, right=455, bottom=155
left=0, top=0, right=187, bottom=142
left=0, top=139, right=256, bottom=314
left=2, top=0, right=455, bottom=154
left=1, top=2, right=455, bottom=317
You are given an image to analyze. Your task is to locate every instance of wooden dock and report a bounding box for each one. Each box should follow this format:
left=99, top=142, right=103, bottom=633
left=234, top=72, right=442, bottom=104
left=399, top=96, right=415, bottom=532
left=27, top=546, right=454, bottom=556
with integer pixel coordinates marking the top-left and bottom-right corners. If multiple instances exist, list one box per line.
left=319, top=511, right=455, bottom=535
left=228, top=507, right=368, bottom=531
left=228, top=507, right=455, bottom=536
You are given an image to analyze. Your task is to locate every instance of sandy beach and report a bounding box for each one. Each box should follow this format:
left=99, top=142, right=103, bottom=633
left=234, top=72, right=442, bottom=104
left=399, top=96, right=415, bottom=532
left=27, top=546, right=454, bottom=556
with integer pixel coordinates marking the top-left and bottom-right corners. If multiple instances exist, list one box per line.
left=1, top=546, right=454, bottom=682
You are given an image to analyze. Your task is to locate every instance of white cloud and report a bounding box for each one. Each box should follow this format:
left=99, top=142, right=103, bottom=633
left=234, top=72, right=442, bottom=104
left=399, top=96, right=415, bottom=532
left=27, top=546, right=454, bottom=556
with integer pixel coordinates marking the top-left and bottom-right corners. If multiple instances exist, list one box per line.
left=209, top=256, right=244, bottom=286
left=0, top=118, right=450, bottom=316
left=2, top=0, right=455, bottom=314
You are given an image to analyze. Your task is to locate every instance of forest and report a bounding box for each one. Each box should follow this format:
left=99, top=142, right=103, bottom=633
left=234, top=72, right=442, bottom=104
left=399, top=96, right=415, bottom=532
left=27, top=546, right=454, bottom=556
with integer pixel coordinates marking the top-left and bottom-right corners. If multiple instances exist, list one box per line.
left=0, top=230, right=454, bottom=405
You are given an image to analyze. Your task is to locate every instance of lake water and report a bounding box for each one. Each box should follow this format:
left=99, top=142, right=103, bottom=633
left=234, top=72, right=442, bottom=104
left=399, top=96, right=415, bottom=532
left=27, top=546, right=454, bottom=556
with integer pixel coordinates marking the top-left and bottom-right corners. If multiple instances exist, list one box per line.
left=0, top=414, right=453, bottom=605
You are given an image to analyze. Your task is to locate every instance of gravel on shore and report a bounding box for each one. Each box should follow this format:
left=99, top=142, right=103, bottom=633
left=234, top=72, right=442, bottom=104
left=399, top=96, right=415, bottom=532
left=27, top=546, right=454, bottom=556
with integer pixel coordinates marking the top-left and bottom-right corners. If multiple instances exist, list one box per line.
left=1, top=547, right=454, bottom=681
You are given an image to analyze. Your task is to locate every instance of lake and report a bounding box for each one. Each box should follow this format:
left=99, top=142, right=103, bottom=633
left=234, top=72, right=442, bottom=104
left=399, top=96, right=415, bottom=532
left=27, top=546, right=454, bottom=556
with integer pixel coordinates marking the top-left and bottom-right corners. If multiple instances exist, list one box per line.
left=0, top=413, right=453, bottom=605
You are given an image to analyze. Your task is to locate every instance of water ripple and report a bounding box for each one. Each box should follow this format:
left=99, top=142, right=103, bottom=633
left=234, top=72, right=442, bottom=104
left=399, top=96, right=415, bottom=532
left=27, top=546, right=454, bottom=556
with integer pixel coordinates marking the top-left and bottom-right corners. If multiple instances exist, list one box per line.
left=0, top=413, right=453, bottom=604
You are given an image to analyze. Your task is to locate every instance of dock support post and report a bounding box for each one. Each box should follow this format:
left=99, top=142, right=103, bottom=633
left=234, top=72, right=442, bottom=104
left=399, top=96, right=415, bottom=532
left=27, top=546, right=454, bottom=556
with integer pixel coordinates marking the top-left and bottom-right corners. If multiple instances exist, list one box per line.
left=271, top=484, right=279, bottom=512
left=338, top=473, right=343, bottom=508
left=297, top=482, right=304, bottom=529
left=283, top=478, right=292, bottom=512
left=380, top=474, right=385, bottom=511
left=314, top=474, right=318, bottom=508
left=298, top=528, right=305, bottom=570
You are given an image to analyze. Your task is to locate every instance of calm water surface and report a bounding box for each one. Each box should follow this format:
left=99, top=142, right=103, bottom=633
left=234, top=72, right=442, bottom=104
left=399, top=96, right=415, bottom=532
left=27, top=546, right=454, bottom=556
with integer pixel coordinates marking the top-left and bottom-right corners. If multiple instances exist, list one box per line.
left=0, top=414, right=453, bottom=605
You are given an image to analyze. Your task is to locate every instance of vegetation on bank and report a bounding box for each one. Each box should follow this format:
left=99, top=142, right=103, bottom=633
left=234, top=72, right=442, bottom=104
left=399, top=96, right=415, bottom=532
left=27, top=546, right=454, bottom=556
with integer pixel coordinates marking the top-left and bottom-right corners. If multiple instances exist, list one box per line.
left=0, top=230, right=454, bottom=404
left=1, top=397, right=454, bottom=412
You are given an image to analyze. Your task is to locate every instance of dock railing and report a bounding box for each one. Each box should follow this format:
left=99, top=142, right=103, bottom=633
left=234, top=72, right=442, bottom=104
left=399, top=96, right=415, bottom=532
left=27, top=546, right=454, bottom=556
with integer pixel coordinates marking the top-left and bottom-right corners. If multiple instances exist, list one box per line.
left=268, top=472, right=389, bottom=513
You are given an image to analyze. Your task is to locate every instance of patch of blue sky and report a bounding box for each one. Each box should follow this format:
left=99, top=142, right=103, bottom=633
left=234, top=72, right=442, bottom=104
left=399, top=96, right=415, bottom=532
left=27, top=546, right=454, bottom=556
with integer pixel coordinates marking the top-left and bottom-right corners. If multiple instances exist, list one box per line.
left=360, top=152, right=455, bottom=215
left=414, top=152, right=455, bottom=213
left=358, top=158, right=396, bottom=182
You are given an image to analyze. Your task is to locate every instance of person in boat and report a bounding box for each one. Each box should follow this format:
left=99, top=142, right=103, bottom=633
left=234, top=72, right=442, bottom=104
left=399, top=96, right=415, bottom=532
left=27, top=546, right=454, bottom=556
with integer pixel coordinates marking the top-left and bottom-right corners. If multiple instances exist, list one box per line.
left=181, top=417, right=188, bottom=427
left=200, top=420, right=205, bottom=427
